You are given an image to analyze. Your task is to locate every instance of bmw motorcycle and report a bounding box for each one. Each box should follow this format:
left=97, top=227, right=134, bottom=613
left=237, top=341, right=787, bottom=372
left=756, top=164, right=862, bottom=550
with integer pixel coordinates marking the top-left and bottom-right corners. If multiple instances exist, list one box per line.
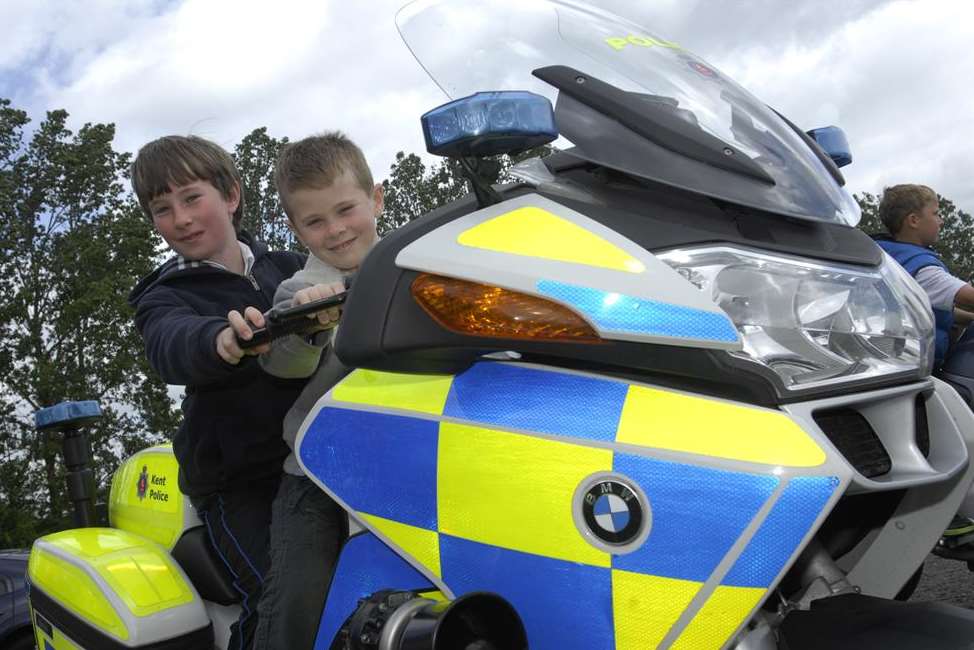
left=25, top=1, right=974, bottom=648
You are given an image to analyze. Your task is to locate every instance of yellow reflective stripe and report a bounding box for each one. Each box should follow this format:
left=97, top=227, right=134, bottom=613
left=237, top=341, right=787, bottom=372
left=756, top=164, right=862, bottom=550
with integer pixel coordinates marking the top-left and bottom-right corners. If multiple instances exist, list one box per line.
left=457, top=207, right=645, bottom=273
left=332, top=369, right=453, bottom=415
left=359, top=512, right=442, bottom=579
left=612, top=570, right=702, bottom=650
left=109, top=450, right=184, bottom=549
left=438, top=422, right=612, bottom=567
left=616, top=385, right=826, bottom=467
left=39, top=529, right=194, bottom=618
left=670, top=585, right=765, bottom=649
left=29, top=549, right=129, bottom=641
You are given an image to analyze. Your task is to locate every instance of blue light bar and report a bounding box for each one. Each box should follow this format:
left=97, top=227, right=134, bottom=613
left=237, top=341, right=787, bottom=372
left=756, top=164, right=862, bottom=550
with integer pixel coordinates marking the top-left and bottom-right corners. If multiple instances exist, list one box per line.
left=807, top=126, right=852, bottom=168
left=35, top=400, right=102, bottom=431
left=422, top=91, right=558, bottom=158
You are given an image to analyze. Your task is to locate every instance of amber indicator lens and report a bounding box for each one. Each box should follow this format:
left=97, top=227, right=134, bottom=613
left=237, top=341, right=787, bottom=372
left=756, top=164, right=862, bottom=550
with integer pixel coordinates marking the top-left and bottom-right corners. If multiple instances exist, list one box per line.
left=411, top=273, right=600, bottom=342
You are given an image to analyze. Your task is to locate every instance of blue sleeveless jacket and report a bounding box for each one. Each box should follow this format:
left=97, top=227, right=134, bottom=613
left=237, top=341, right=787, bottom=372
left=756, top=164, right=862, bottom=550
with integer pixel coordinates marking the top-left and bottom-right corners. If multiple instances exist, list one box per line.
left=876, top=238, right=953, bottom=367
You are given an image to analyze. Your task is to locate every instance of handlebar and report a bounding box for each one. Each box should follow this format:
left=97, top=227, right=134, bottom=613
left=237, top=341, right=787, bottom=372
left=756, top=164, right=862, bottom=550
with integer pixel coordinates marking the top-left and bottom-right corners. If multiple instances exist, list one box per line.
left=236, top=291, right=348, bottom=350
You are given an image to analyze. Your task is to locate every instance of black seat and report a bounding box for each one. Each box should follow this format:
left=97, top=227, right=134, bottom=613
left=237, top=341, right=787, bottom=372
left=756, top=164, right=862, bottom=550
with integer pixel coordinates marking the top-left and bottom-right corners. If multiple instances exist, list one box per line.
left=171, top=526, right=240, bottom=605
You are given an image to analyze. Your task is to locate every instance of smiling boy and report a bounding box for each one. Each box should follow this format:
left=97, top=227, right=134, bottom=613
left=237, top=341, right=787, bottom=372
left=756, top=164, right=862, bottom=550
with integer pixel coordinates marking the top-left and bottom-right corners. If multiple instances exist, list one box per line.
left=128, top=135, right=306, bottom=650
left=238, top=132, right=380, bottom=649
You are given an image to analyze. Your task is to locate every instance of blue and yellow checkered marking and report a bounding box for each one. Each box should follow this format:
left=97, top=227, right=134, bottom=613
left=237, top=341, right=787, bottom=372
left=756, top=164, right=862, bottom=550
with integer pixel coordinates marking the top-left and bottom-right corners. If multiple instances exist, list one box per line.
left=317, top=533, right=434, bottom=650
left=444, top=362, right=627, bottom=441
left=301, top=409, right=439, bottom=530
left=611, top=451, right=778, bottom=581
left=537, top=279, right=740, bottom=343
left=441, top=535, right=615, bottom=649
left=302, top=363, right=837, bottom=650
left=723, top=476, right=839, bottom=588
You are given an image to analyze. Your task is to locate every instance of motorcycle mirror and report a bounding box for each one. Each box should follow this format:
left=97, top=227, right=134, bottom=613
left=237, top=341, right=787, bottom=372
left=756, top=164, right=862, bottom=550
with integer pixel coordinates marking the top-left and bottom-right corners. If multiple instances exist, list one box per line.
left=806, top=126, right=852, bottom=168
left=421, top=90, right=558, bottom=158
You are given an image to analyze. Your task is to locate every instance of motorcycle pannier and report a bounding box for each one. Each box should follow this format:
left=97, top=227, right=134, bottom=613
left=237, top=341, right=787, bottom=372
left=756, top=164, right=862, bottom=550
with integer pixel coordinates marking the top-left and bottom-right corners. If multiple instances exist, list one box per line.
left=28, top=528, right=211, bottom=649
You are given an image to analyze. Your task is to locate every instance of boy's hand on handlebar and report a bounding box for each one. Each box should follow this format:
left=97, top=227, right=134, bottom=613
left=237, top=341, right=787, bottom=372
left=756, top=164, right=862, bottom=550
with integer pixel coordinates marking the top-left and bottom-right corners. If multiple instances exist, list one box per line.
left=218, top=306, right=269, bottom=363
left=293, top=282, right=344, bottom=331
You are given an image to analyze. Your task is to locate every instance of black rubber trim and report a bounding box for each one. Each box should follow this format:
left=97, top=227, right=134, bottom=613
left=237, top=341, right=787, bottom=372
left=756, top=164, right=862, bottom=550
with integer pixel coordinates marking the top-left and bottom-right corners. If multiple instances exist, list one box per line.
left=533, top=65, right=775, bottom=184
left=771, top=107, right=846, bottom=187
left=28, top=584, right=213, bottom=650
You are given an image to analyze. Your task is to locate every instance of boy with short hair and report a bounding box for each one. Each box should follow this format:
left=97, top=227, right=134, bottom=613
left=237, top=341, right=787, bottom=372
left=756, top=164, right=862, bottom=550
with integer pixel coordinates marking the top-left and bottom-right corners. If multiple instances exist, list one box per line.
left=128, top=135, right=306, bottom=650
left=875, top=184, right=974, bottom=368
left=247, top=131, right=382, bottom=649
left=875, top=183, right=974, bottom=542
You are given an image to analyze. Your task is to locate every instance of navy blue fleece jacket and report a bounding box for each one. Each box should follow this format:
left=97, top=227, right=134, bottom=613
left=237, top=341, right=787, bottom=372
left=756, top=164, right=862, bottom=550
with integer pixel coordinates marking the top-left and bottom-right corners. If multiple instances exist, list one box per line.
left=128, top=232, right=306, bottom=496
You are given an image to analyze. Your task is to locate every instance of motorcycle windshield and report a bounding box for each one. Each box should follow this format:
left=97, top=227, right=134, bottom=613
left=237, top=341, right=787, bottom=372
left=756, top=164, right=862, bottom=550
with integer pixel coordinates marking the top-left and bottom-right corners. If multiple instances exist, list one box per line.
left=397, top=0, right=861, bottom=226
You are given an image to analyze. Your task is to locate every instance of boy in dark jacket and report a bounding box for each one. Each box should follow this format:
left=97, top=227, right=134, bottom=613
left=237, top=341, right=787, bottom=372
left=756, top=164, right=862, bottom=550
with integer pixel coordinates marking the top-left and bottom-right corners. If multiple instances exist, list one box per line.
left=128, top=135, right=305, bottom=650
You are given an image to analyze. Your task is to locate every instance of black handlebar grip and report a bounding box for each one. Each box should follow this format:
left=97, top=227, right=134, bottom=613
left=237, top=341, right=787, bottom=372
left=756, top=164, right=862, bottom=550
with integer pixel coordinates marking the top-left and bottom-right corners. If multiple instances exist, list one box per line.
left=237, top=291, right=348, bottom=350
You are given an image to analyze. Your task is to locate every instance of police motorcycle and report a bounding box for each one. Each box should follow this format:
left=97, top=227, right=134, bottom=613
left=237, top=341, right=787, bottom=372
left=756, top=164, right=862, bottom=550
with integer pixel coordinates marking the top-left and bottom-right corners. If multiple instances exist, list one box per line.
left=24, top=0, right=974, bottom=648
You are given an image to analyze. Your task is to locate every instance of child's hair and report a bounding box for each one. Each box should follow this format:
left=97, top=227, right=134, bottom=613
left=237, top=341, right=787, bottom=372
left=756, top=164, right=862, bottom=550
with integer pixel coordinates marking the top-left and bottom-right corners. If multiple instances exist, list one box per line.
left=274, top=131, right=373, bottom=217
left=131, top=135, right=245, bottom=227
left=879, top=184, right=938, bottom=235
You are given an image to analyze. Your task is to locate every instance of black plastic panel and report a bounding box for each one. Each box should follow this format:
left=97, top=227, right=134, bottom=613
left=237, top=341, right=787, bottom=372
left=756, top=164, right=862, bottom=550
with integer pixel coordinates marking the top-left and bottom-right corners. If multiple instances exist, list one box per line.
left=915, top=393, right=931, bottom=458
left=813, top=408, right=892, bottom=478
left=779, top=594, right=974, bottom=650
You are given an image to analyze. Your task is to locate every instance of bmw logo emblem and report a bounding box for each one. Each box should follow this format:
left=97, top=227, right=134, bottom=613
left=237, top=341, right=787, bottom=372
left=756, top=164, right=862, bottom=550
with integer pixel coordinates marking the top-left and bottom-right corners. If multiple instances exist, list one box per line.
left=575, top=474, right=650, bottom=551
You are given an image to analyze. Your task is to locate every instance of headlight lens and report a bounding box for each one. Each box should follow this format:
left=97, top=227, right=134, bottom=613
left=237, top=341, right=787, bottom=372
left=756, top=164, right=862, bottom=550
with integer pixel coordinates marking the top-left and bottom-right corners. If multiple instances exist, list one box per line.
left=657, top=246, right=935, bottom=391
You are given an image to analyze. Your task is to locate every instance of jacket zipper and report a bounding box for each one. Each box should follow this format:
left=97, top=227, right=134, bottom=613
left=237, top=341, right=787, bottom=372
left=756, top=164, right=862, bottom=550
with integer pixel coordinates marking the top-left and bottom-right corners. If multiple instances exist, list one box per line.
left=246, top=272, right=260, bottom=291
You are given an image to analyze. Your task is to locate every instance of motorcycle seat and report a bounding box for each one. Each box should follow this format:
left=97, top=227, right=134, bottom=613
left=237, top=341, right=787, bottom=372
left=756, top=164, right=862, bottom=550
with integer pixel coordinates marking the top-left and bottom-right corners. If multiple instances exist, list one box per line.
left=171, top=525, right=240, bottom=605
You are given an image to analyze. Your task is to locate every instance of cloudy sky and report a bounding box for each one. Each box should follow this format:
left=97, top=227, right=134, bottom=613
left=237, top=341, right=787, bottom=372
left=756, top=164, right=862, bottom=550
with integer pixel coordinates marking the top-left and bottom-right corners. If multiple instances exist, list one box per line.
left=2, top=0, right=972, bottom=215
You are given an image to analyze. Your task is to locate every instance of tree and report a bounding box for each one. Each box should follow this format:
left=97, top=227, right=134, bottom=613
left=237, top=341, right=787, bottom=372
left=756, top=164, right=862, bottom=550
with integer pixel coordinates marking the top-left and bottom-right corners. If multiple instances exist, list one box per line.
left=856, top=192, right=974, bottom=280
left=233, top=127, right=300, bottom=252
left=380, top=145, right=556, bottom=234
left=379, top=152, right=466, bottom=235
left=0, top=99, right=179, bottom=545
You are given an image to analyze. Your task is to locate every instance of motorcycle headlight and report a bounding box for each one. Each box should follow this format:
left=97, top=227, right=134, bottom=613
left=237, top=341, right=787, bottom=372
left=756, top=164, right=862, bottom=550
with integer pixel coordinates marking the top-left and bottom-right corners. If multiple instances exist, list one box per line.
left=657, top=246, right=935, bottom=391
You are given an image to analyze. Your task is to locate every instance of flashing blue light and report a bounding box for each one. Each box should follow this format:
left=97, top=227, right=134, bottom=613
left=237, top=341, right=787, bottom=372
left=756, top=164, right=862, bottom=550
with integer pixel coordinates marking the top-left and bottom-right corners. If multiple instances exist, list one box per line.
left=807, top=126, right=852, bottom=168
left=421, top=91, right=558, bottom=158
left=35, top=400, right=102, bottom=431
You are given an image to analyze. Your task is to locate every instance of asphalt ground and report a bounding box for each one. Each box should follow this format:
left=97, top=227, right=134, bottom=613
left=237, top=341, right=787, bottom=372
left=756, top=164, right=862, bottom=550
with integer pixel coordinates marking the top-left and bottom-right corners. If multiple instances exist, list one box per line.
left=910, top=554, right=974, bottom=607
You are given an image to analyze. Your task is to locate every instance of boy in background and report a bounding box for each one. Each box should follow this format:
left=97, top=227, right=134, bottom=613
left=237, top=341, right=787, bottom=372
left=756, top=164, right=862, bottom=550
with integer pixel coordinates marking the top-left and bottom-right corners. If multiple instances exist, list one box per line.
left=128, top=135, right=307, bottom=649
left=246, top=132, right=382, bottom=649
left=875, top=184, right=974, bottom=368
left=875, top=183, right=974, bottom=541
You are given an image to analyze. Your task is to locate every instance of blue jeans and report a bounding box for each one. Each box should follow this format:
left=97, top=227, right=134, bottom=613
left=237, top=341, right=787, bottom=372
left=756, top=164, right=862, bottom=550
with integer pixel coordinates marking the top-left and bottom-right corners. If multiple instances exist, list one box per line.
left=253, top=473, right=346, bottom=649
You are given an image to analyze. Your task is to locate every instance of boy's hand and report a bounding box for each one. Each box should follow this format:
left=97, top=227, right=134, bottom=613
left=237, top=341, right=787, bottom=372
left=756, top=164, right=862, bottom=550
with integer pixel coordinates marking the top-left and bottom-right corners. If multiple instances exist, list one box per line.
left=217, top=306, right=269, bottom=364
left=293, top=282, right=344, bottom=331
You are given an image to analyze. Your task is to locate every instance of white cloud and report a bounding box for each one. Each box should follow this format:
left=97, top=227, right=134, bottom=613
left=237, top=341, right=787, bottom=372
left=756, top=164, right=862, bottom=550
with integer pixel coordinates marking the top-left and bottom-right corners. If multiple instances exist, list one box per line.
left=3, top=0, right=973, bottom=214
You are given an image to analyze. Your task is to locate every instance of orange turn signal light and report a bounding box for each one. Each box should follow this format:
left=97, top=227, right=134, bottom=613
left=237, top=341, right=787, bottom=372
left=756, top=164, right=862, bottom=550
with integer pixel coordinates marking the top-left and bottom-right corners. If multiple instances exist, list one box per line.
left=411, top=273, right=601, bottom=342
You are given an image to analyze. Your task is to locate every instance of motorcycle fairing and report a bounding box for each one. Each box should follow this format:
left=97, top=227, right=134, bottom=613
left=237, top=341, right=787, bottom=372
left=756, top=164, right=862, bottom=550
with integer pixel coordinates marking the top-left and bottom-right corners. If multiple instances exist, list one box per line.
left=296, top=361, right=851, bottom=649
left=395, top=193, right=743, bottom=350
left=316, top=532, right=436, bottom=650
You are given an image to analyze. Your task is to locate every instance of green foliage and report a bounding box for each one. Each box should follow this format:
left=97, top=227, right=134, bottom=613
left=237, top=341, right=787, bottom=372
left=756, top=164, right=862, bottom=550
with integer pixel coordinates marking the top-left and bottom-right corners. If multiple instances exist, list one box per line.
left=855, top=191, right=974, bottom=280
left=233, top=127, right=301, bottom=252
left=0, top=99, right=179, bottom=546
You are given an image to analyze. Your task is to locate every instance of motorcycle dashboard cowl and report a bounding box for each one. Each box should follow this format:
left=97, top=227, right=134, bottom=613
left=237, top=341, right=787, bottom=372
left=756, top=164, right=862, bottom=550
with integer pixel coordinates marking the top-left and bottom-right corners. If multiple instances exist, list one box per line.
left=335, top=176, right=907, bottom=407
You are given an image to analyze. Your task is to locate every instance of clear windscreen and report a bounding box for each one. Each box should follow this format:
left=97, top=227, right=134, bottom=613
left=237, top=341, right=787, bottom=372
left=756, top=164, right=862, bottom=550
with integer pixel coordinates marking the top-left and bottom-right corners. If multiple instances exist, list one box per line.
left=397, top=0, right=862, bottom=226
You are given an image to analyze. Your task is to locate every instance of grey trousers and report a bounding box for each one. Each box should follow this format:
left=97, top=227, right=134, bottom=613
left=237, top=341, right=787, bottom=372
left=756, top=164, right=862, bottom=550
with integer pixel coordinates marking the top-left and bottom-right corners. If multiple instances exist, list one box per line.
left=253, top=473, right=346, bottom=650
